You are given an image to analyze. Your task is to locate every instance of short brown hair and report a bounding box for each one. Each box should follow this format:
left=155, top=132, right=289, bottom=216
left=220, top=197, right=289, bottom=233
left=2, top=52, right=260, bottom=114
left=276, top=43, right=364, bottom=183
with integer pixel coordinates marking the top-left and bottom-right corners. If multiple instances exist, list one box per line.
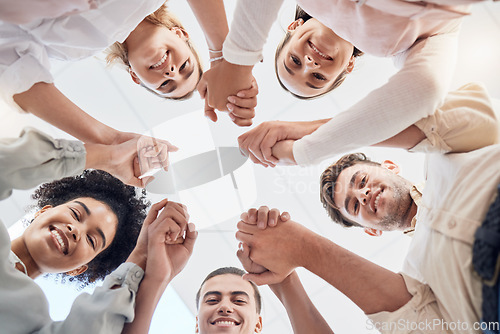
left=196, top=267, right=262, bottom=314
left=105, top=2, right=203, bottom=100
left=274, top=6, right=363, bottom=100
left=320, top=153, right=380, bottom=228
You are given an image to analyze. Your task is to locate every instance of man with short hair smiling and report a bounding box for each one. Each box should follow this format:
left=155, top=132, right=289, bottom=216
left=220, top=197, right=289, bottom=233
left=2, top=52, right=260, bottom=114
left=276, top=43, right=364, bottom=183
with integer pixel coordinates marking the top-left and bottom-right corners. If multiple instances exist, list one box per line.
left=237, top=142, right=500, bottom=332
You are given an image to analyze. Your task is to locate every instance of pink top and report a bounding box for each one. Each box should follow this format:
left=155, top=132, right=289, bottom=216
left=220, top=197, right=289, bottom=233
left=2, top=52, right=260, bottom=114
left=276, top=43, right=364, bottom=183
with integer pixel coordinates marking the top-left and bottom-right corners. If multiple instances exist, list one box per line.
left=296, top=0, right=470, bottom=57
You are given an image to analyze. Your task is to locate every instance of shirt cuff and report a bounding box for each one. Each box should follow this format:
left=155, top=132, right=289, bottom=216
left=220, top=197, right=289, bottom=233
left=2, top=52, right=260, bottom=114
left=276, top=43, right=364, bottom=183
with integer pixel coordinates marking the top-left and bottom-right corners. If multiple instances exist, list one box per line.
left=223, top=37, right=263, bottom=66
left=103, top=262, right=144, bottom=294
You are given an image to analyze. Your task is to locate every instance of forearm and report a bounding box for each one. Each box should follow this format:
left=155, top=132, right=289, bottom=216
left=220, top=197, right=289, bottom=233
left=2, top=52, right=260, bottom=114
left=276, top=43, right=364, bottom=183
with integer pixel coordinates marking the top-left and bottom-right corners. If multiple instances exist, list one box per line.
left=299, top=232, right=412, bottom=314
left=223, top=0, right=284, bottom=65
left=269, top=271, right=333, bottom=334
left=187, top=0, right=228, bottom=51
left=122, top=276, right=170, bottom=334
left=293, top=32, right=459, bottom=165
left=373, top=125, right=425, bottom=150
left=13, top=82, right=120, bottom=144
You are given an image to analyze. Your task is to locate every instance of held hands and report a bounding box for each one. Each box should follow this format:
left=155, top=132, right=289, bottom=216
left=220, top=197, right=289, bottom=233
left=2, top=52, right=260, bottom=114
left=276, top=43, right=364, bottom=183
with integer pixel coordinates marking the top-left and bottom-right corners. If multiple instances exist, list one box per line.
left=86, top=132, right=178, bottom=188
left=198, top=60, right=257, bottom=126
left=236, top=206, right=300, bottom=285
left=127, top=199, right=198, bottom=284
left=238, top=121, right=319, bottom=167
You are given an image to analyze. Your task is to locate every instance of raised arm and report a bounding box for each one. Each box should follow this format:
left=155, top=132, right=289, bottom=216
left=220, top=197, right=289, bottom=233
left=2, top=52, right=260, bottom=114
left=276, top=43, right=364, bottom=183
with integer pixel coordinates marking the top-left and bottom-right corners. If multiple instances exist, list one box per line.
left=123, top=200, right=197, bottom=334
left=236, top=217, right=412, bottom=315
left=293, top=28, right=461, bottom=165
left=269, top=271, right=334, bottom=334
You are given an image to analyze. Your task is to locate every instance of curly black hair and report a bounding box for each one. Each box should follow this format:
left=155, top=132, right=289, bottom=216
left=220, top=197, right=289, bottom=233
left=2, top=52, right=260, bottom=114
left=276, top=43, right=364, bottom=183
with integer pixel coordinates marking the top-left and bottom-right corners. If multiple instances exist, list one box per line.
left=31, top=169, right=150, bottom=286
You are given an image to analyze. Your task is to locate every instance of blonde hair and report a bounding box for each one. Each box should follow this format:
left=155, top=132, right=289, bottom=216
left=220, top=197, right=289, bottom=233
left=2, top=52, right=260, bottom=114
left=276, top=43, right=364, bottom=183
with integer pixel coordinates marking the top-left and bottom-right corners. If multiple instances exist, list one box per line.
left=105, top=2, right=203, bottom=100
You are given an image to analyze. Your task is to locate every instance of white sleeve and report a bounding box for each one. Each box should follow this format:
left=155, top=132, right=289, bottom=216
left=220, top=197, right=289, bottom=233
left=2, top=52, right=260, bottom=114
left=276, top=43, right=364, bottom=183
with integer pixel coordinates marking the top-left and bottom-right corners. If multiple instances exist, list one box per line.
left=293, top=28, right=460, bottom=165
left=0, top=21, right=54, bottom=113
left=37, top=263, right=144, bottom=334
left=0, top=128, right=86, bottom=204
left=222, top=0, right=284, bottom=65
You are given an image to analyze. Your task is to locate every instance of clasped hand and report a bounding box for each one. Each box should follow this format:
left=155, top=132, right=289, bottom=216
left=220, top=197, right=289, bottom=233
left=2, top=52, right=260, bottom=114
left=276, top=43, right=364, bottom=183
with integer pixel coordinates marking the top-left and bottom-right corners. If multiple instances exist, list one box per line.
left=198, top=60, right=257, bottom=127
left=127, top=199, right=197, bottom=284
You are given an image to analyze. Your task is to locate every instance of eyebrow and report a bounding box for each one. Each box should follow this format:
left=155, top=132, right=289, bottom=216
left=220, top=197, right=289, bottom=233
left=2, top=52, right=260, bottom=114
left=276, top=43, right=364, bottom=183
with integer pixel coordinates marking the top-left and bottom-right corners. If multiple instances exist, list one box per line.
left=344, top=170, right=361, bottom=214
left=74, top=200, right=107, bottom=249
left=306, top=82, right=323, bottom=89
left=203, top=291, right=250, bottom=299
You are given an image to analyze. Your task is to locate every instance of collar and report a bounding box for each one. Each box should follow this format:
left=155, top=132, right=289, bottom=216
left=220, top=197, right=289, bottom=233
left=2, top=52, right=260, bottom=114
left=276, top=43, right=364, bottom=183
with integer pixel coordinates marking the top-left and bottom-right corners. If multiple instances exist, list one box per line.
left=403, top=183, right=424, bottom=236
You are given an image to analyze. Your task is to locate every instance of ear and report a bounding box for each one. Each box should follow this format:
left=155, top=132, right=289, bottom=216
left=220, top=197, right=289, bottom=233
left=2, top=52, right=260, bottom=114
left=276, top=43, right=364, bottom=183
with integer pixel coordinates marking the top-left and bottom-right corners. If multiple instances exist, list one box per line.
left=66, top=264, right=88, bottom=276
left=34, top=205, right=53, bottom=218
left=364, top=228, right=383, bottom=237
left=381, top=160, right=400, bottom=174
left=254, top=315, right=263, bottom=333
left=287, top=18, right=304, bottom=32
left=195, top=316, right=199, bottom=333
left=345, top=55, right=356, bottom=74
left=171, top=26, right=189, bottom=40
left=128, top=68, right=141, bottom=85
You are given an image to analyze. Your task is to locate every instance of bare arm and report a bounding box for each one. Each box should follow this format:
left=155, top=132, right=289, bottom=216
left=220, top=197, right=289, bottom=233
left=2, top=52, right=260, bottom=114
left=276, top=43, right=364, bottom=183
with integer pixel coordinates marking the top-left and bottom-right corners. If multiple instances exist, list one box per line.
left=187, top=0, right=228, bottom=51
left=122, top=201, right=197, bottom=334
left=13, top=82, right=121, bottom=144
left=237, top=219, right=412, bottom=314
left=269, top=271, right=334, bottom=334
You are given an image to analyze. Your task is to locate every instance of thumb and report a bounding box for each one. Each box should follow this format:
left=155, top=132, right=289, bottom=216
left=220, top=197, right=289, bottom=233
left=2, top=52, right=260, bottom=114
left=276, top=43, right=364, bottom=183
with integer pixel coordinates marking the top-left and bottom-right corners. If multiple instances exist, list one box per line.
left=183, top=223, right=198, bottom=252
left=242, top=271, right=278, bottom=286
left=167, top=142, right=179, bottom=152
left=197, top=76, right=208, bottom=99
left=204, top=99, right=218, bottom=122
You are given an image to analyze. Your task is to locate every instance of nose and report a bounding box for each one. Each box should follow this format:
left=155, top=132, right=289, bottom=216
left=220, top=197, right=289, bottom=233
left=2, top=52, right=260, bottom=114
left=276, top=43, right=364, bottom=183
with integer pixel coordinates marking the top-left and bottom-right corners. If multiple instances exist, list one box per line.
left=164, top=64, right=176, bottom=77
left=357, top=187, right=371, bottom=206
left=217, top=303, right=233, bottom=314
left=304, top=55, right=319, bottom=68
left=67, top=224, right=79, bottom=241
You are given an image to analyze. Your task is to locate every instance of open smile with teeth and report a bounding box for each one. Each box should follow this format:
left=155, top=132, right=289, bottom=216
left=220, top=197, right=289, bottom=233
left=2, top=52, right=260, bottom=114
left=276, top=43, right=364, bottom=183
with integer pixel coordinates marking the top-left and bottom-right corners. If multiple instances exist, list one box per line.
left=151, top=51, right=168, bottom=69
left=374, top=193, right=381, bottom=212
left=50, top=227, right=69, bottom=255
left=308, top=41, right=333, bottom=60
left=211, top=320, right=241, bottom=326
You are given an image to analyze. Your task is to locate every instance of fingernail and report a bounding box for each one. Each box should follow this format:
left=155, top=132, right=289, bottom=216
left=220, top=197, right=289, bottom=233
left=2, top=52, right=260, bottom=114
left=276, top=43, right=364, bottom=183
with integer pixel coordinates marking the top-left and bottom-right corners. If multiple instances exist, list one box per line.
left=258, top=221, right=265, bottom=229
left=227, top=103, right=233, bottom=111
left=188, top=223, right=195, bottom=232
left=237, top=92, right=245, bottom=97
left=228, top=96, right=236, bottom=103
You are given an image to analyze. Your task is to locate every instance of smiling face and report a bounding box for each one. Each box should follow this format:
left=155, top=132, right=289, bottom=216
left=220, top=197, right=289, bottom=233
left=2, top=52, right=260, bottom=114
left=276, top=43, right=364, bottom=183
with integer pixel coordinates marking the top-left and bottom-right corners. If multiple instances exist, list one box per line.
left=126, top=22, right=200, bottom=99
left=22, top=197, right=118, bottom=274
left=196, top=274, right=262, bottom=334
left=332, top=163, right=416, bottom=232
left=276, top=18, right=354, bottom=98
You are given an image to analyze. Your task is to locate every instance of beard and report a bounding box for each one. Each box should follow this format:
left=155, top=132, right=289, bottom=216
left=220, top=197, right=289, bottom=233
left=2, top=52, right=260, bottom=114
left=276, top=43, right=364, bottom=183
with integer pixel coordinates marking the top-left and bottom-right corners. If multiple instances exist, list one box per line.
left=378, top=180, right=414, bottom=231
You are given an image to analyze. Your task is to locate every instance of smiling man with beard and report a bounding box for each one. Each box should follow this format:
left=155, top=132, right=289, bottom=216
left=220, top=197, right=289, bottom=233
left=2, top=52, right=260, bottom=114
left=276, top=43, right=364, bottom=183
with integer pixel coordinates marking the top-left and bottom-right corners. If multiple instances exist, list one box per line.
left=320, top=153, right=419, bottom=237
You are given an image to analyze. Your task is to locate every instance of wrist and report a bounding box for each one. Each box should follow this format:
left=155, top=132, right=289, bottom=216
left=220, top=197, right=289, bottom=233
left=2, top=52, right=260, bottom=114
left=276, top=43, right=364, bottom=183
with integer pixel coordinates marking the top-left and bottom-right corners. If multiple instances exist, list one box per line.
left=84, top=143, right=108, bottom=170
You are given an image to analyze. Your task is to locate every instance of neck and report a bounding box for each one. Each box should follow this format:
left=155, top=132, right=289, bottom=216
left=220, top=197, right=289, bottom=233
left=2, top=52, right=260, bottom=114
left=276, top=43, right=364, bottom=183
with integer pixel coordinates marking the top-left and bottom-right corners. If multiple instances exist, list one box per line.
left=402, top=200, right=418, bottom=230
left=11, top=237, right=41, bottom=279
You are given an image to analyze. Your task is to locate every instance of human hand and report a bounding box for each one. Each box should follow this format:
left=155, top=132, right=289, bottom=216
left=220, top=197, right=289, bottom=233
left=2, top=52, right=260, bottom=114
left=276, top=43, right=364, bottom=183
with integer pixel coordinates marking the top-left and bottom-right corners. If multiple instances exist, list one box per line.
left=240, top=206, right=290, bottom=230
left=271, top=140, right=297, bottom=166
left=237, top=242, right=267, bottom=274
left=198, top=60, right=254, bottom=125
left=88, top=132, right=178, bottom=188
left=203, top=78, right=258, bottom=126
left=127, top=199, right=197, bottom=283
left=236, top=214, right=310, bottom=285
left=238, top=120, right=320, bottom=167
